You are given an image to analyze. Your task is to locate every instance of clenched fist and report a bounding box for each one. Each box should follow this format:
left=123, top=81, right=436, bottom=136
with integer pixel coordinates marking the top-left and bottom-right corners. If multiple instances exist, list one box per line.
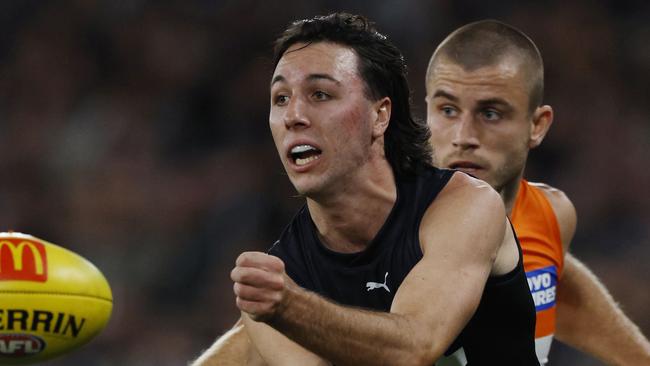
left=231, top=251, right=294, bottom=322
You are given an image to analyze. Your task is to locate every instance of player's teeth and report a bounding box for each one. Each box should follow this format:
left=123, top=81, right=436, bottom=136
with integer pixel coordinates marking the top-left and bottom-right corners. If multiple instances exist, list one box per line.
left=291, top=145, right=316, bottom=154
left=296, top=155, right=320, bottom=166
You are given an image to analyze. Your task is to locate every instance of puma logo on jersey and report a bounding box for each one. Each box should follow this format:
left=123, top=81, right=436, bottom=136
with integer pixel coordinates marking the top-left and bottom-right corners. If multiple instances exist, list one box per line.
left=366, top=272, right=390, bottom=293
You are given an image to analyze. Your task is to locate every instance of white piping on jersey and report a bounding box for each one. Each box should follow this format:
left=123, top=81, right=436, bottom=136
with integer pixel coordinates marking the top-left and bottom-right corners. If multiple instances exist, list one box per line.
left=534, top=334, right=553, bottom=365
left=435, top=335, right=554, bottom=365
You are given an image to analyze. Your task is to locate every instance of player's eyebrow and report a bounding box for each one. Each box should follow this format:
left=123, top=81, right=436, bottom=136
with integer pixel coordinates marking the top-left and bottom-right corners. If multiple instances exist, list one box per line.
left=476, top=97, right=514, bottom=112
left=476, top=97, right=511, bottom=108
left=271, top=73, right=341, bottom=88
left=271, top=75, right=286, bottom=87
left=306, top=73, right=341, bottom=85
left=431, top=91, right=514, bottom=111
left=431, top=90, right=459, bottom=102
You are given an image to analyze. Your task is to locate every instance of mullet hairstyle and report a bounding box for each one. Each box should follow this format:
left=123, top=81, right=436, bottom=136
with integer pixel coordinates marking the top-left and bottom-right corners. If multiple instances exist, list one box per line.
left=272, top=12, right=432, bottom=177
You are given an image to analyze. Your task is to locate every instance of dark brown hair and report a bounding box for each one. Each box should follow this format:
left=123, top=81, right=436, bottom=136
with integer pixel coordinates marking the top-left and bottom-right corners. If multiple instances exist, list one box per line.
left=273, top=12, right=432, bottom=176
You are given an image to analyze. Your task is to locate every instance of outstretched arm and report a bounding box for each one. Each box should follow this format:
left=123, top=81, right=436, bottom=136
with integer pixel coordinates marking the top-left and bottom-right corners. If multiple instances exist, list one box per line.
left=537, top=185, right=650, bottom=365
left=233, top=174, right=506, bottom=366
left=241, top=313, right=332, bottom=366
left=555, top=254, right=650, bottom=366
left=190, top=320, right=265, bottom=366
left=190, top=317, right=329, bottom=365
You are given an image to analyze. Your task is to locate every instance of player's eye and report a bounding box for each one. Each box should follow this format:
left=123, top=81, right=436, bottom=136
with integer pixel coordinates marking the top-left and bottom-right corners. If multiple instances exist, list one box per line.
left=482, top=109, right=501, bottom=121
left=440, top=105, right=458, bottom=118
left=274, top=95, right=289, bottom=106
left=313, top=90, right=330, bottom=101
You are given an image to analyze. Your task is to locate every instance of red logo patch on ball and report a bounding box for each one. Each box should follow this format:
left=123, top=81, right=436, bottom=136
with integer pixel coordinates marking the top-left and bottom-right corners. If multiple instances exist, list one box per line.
left=0, top=239, right=48, bottom=282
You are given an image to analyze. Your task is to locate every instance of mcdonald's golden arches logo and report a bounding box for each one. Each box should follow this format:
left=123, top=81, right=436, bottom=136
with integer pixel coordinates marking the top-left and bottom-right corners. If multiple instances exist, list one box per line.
left=0, top=238, right=48, bottom=282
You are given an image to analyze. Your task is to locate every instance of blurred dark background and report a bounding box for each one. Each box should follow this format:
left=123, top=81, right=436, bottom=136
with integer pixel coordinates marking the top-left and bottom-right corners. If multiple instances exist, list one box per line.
left=0, top=0, right=648, bottom=365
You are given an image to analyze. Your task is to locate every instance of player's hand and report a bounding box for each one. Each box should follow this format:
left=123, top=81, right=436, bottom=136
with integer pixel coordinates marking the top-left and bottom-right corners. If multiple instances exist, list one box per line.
left=231, top=251, right=293, bottom=322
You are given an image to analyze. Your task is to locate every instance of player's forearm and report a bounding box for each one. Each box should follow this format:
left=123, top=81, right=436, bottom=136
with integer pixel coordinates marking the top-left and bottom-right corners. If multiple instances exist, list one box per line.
left=191, top=323, right=264, bottom=366
left=266, top=287, right=437, bottom=366
left=555, top=255, right=650, bottom=365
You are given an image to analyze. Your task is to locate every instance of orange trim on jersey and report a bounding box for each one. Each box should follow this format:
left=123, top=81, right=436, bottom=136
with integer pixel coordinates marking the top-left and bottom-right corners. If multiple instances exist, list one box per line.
left=511, top=179, right=564, bottom=338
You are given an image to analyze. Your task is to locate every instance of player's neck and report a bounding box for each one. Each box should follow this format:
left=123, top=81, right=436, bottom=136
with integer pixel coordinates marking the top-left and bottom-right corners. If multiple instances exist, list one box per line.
left=500, top=172, right=524, bottom=217
left=307, top=161, right=396, bottom=254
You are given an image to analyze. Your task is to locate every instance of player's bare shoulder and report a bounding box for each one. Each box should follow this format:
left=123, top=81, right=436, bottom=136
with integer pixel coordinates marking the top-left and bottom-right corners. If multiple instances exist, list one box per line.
left=528, top=181, right=577, bottom=252
left=447, top=171, right=505, bottom=211
left=420, top=171, right=511, bottom=273
left=423, top=171, right=505, bottom=238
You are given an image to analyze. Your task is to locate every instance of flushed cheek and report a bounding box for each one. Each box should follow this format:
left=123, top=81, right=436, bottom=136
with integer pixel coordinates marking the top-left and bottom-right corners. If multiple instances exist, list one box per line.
left=335, top=106, right=366, bottom=136
left=326, top=109, right=368, bottom=153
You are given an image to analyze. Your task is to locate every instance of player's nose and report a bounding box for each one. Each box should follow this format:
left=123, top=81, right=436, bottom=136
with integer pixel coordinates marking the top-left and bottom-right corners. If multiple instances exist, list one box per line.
left=283, top=97, right=310, bottom=130
left=452, top=116, right=480, bottom=149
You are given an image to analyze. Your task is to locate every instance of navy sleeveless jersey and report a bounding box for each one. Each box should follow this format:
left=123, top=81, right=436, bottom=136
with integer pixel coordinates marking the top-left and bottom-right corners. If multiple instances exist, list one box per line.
left=268, top=165, right=539, bottom=365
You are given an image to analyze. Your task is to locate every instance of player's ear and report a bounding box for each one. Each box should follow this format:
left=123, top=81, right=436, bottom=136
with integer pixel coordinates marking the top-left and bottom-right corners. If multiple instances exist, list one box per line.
left=529, top=105, right=553, bottom=149
left=372, top=97, right=391, bottom=138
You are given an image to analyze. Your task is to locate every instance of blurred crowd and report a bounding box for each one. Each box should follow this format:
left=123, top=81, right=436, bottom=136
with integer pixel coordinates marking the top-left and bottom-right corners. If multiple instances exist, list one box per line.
left=0, top=1, right=647, bottom=365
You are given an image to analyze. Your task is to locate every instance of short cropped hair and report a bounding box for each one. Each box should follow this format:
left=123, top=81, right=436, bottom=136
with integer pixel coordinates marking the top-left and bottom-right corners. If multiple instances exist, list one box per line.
left=273, top=12, right=432, bottom=177
left=427, top=20, right=544, bottom=113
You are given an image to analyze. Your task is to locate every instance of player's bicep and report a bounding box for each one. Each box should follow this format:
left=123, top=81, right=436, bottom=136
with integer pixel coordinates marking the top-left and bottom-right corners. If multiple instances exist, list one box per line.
left=390, top=174, right=505, bottom=356
left=242, top=314, right=331, bottom=366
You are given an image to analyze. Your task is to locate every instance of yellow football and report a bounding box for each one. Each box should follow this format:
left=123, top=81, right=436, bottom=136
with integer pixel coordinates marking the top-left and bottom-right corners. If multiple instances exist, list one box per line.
left=0, top=232, right=113, bottom=365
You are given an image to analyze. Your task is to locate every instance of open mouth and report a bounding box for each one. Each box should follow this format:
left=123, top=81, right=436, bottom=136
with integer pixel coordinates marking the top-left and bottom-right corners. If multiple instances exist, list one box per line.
left=289, top=144, right=322, bottom=166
